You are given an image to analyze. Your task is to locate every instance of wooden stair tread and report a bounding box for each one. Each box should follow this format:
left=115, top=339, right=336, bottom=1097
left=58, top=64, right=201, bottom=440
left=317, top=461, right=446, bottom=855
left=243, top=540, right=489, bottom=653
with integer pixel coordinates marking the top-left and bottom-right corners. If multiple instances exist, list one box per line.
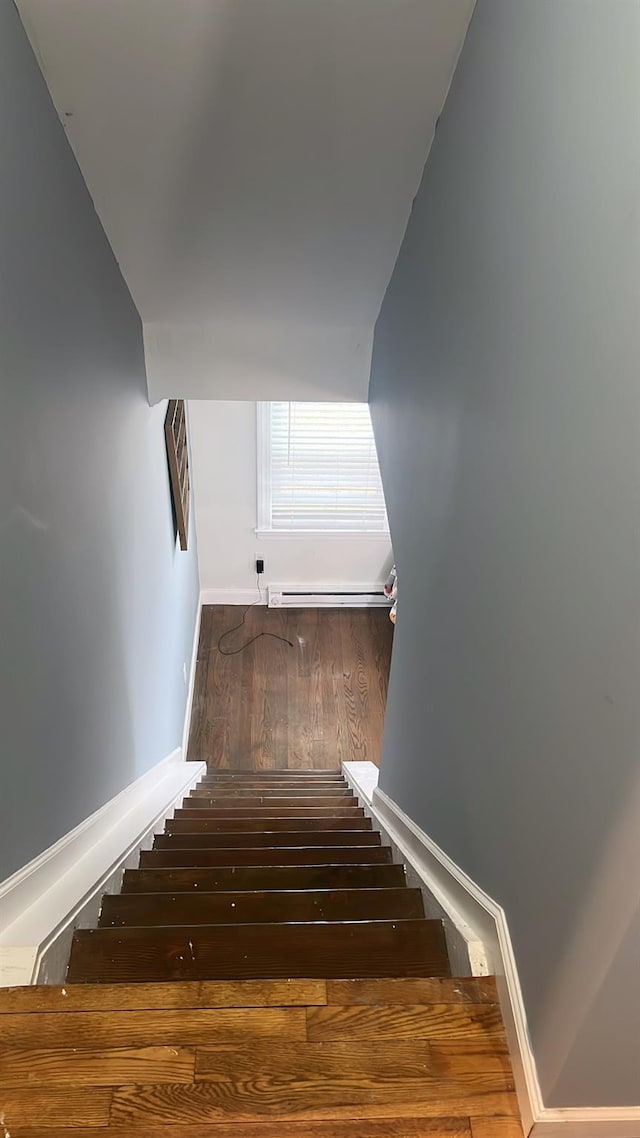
left=99, top=888, right=424, bottom=926
left=139, top=846, right=392, bottom=867
left=204, top=768, right=343, bottom=776
left=196, top=785, right=352, bottom=795
left=67, top=919, right=450, bottom=983
left=0, top=976, right=497, bottom=1013
left=122, top=863, right=407, bottom=893
left=153, top=830, right=381, bottom=849
left=0, top=978, right=328, bottom=1012
left=180, top=804, right=364, bottom=816
left=169, top=812, right=372, bottom=830
left=187, top=801, right=359, bottom=810
left=199, top=778, right=348, bottom=788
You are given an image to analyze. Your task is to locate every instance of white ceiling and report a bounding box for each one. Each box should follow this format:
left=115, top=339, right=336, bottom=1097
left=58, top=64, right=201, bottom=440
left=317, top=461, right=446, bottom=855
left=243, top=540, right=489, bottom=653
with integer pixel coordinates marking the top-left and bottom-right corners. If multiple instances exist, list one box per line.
left=18, top=0, right=473, bottom=401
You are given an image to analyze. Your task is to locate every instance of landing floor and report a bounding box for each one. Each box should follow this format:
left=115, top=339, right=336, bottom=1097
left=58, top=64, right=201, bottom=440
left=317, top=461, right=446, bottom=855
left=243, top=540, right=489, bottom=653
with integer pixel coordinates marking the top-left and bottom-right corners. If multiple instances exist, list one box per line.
left=0, top=977, right=522, bottom=1137
left=187, top=607, right=393, bottom=769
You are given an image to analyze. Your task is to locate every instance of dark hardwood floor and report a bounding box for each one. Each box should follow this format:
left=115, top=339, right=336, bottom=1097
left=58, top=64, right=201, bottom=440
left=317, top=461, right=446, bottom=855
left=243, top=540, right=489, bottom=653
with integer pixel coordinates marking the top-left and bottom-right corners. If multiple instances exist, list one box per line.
left=187, top=607, right=393, bottom=769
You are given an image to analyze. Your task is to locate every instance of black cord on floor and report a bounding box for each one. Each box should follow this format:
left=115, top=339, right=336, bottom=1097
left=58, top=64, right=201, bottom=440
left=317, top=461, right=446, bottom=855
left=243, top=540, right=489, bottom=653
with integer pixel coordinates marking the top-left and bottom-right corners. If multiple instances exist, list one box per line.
left=216, top=577, right=294, bottom=656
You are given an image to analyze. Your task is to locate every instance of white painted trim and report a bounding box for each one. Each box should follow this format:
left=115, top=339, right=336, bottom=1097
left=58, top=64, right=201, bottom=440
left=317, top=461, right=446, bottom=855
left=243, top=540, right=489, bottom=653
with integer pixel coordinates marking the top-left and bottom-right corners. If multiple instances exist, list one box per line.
left=341, top=762, right=640, bottom=1138
left=0, top=751, right=205, bottom=987
left=201, top=587, right=265, bottom=606
left=255, top=530, right=392, bottom=541
left=256, top=400, right=271, bottom=533
left=342, top=760, right=379, bottom=807
left=371, top=782, right=537, bottom=1132
left=182, top=593, right=203, bottom=758
left=343, top=761, right=486, bottom=979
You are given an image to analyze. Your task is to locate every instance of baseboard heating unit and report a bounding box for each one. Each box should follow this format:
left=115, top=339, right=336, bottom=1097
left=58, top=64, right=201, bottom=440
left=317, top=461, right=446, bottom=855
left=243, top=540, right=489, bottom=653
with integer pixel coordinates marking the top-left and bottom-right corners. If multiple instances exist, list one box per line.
left=268, top=584, right=389, bottom=609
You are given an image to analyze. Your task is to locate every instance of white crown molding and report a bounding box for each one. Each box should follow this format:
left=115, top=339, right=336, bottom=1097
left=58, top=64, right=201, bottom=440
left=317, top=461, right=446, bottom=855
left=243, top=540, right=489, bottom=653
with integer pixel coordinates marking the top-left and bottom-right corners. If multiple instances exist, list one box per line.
left=341, top=761, right=640, bottom=1138
left=0, top=751, right=205, bottom=986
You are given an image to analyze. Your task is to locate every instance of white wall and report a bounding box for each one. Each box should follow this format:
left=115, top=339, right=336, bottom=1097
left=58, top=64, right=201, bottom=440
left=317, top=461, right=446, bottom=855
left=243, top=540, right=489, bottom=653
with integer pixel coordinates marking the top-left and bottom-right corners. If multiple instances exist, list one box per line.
left=190, top=401, right=393, bottom=597
left=144, top=320, right=373, bottom=404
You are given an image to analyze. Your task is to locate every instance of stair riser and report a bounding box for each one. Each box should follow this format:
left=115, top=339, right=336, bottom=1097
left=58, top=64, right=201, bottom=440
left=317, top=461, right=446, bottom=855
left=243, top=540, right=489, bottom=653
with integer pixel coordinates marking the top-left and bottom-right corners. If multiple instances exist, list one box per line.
left=199, top=778, right=348, bottom=787
left=188, top=795, right=355, bottom=809
left=99, top=888, right=425, bottom=927
left=153, top=831, right=381, bottom=849
left=180, top=805, right=364, bottom=817
left=204, top=769, right=343, bottom=777
left=139, top=847, right=392, bottom=867
left=67, top=920, right=450, bottom=983
left=169, top=813, right=372, bottom=831
left=121, top=864, right=407, bottom=893
left=193, top=788, right=353, bottom=797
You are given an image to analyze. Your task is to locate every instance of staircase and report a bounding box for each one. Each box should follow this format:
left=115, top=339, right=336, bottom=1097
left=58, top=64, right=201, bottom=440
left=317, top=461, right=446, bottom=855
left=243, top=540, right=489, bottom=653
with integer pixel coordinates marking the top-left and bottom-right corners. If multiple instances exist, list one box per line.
left=7, top=771, right=519, bottom=1136
left=67, top=769, right=450, bottom=983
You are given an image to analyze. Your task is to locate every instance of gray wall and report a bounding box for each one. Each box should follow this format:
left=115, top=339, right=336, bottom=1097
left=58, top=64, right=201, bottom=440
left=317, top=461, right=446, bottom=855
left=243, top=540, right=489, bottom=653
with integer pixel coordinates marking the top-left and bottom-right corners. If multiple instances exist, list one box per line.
left=370, top=0, right=640, bottom=1109
left=0, top=0, right=200, bottom=881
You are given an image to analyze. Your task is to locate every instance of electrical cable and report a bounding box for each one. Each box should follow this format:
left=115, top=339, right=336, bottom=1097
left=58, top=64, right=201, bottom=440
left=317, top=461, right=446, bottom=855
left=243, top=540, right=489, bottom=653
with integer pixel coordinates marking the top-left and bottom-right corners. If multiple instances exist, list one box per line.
left=216, top=576, right=294, bottom=656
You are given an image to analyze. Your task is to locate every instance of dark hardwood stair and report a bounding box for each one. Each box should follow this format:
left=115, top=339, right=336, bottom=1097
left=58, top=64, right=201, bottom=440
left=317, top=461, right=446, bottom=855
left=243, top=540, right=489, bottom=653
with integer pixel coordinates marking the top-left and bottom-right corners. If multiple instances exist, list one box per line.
left=169, top=812, right=373, bottom=829
left=152, top=829, right=381, bottom=848
left=180, top=803, right=365, bottom=816
left=202, top=768, right=344, bottom=777
left=198, top=779, right=349, bottom=789
left=99, top=887, right=425, bottom=926
left=138, top=845, right=393, bottom=867
left=67, top=769, right=450, bottom=984
left=121, top=862, right=409, bottom=892
left=196, top=782, right=351, bottom=793
left=187, top=794, right=358, bottom=808
left=67, top=920, right=448, bottom=982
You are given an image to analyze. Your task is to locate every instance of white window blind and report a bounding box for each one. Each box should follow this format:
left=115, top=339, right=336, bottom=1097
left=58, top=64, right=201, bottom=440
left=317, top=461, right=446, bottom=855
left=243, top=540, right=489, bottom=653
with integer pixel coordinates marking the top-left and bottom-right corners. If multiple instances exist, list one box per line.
left=258, top=402, right=389, bottom=534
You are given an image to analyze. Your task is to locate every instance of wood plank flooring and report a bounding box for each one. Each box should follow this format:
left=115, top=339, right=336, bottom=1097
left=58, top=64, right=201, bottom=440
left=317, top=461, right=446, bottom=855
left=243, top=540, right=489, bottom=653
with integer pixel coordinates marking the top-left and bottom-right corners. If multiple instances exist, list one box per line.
left=0, top=978, right=521, bottom=1136
left=187, top=607, right=393, bottom=768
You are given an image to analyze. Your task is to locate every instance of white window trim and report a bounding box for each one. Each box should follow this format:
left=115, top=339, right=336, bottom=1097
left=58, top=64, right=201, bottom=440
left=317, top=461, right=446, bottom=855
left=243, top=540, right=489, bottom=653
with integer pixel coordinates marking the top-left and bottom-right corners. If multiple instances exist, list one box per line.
left=256, top=401, right=272, bottom=534
left=256, top=401, right=390, bottom=539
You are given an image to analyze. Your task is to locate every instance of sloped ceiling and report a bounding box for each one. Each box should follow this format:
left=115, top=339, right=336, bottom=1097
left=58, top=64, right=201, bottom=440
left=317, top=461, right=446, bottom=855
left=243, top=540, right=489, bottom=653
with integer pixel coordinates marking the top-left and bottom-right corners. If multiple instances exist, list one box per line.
left=18, top=0, right=473, bottom=401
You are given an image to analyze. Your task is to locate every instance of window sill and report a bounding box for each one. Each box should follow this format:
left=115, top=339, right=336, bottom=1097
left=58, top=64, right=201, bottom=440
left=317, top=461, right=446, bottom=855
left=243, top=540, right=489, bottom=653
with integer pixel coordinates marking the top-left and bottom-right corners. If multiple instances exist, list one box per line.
left=255, top=528, right=391, bottom=541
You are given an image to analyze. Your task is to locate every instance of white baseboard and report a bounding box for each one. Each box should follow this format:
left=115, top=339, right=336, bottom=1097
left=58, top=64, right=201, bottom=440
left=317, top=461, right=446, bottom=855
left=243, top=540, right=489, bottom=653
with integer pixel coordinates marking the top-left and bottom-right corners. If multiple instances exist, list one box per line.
left=0, top=751, right=206, bottom=987
left=343, top=762, right=487, bottom=979
left=341, top=761, right=640, bottom=1138
left=182, top=593, right=204, bottom=758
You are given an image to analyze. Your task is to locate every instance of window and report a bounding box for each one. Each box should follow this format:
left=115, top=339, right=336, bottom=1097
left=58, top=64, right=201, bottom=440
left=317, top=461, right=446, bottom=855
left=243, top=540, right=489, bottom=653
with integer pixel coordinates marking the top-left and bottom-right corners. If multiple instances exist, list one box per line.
left=257, top=402, right=389, bottom=536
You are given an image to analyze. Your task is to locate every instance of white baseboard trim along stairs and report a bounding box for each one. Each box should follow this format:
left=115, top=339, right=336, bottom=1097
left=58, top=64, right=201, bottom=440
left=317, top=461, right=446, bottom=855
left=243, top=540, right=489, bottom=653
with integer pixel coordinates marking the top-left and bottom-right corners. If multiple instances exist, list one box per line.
left=0, top=751, right=206, bottom=987
left=342, top=761, right=640, bottom=1138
